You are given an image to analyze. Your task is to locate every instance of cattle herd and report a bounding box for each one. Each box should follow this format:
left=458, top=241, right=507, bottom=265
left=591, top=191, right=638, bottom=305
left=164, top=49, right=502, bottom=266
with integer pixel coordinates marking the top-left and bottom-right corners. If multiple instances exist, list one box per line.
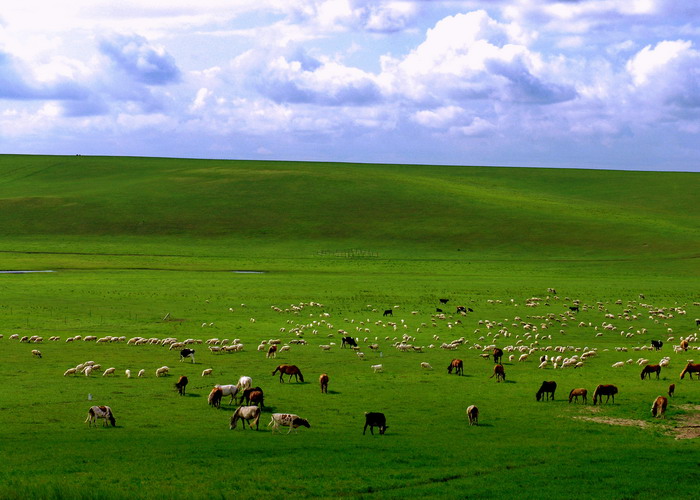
left=5, top=292, right=700, bottom=434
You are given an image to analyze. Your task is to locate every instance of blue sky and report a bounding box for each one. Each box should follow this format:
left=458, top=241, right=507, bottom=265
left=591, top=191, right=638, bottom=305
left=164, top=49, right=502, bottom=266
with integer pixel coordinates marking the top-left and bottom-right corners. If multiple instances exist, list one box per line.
left=1, top=1, right=699, bottom=171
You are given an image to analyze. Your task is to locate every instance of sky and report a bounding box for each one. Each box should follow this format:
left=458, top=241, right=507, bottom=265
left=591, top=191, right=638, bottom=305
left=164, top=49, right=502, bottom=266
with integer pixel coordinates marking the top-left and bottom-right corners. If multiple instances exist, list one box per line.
left=1, top=0, right=699, bottom=171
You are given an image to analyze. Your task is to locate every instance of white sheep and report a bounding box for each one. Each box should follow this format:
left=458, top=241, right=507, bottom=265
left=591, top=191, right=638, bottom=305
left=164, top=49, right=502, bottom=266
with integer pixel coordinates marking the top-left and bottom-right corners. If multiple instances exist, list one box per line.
left=102, top=367, right=116, bottom=377
left=156, top=366, right=169, bottom=377
left=420, top=362, right=433, bottom=370
left=31, top=349, right=42, bottom=358
left=137, top=369, right=146, bottom=377
left=371, top=364, right=383, bottom=373
left=201, top=368, right=213, bottom=377
left=63, top=368, right=77, bottom=376
left=612, top=361, right=625, bottom=368
left=84, top=366, right=93, bottom=377
left=125, top=369, right=131, bottom=378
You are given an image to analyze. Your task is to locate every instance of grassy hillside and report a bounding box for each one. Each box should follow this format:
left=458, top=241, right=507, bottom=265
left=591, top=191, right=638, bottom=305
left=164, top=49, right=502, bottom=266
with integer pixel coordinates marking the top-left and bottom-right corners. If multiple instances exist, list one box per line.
left=0, top=155, right=698, bottom=265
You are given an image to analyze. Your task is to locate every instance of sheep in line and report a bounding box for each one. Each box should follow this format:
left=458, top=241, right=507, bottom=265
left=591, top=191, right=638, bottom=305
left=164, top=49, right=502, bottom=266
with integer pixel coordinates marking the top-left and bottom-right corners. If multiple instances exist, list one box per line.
left=102, top=367, right=116, bottom=377
left=138, top=369, right=146, bottom=377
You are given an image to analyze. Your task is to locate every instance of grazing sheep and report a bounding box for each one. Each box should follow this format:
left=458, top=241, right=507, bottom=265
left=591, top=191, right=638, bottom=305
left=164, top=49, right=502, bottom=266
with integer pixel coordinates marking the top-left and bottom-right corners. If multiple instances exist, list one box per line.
left=84, top=366, right=93, bottom=377
left=611, top=361, right=625, bottom=368
left=63, top=368, right=77, bottom=376
left=371, top=364, right=383, bottom=373
left=466, top=405, right=479, bottom=426
left=125, top=369, right=131, bottom=378
left=201, top=368, right=213, bottom=377
left=31, top=349, right=42, bottom=358
left=102, top=367, right=116, bottom=377
left=420, top=362, right=433, bottom=370
left=156, top=366, right=169, bottom=377
left=137, top=369, right=145, bottom=378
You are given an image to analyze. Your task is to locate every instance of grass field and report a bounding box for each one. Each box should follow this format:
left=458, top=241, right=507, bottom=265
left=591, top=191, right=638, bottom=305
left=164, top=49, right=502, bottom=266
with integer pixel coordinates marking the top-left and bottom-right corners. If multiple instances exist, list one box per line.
left=0, top=155, right=698, bottom=499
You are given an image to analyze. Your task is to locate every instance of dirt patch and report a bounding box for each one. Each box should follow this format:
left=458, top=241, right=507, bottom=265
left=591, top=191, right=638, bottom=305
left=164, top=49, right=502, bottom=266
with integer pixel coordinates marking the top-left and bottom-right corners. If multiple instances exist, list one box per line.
left=670, top=405, right=700, bottom=440
left=574, top=416, right=649, bottom=428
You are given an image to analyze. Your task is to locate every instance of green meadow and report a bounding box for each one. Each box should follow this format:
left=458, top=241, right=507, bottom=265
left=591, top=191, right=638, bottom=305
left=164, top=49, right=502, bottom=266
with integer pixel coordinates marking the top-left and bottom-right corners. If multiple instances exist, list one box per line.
left=0, top=155, right=698, bottom=499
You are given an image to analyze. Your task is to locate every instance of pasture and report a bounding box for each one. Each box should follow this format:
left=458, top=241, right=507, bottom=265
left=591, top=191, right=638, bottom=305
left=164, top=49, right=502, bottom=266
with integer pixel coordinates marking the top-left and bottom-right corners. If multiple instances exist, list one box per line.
left=0, top=155, right=699, bottom=499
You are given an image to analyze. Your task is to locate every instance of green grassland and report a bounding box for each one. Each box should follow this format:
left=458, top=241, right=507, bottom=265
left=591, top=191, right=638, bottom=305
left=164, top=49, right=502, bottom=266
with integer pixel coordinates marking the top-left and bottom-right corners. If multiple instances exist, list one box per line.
left=0, top=155, right=699, bottom=499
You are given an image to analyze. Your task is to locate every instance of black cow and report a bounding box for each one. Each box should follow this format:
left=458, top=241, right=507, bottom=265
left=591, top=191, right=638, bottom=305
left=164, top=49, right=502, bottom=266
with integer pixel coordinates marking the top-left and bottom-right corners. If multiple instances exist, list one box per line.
left=341, top=336, right=358, bottom=348
left=569, top=306, right=579, bottom=312
left=439, top=298, right=449, bottom=304
left=363, top=412, right=388, bottom=435
left=179, top=348, right=195, bottom=363
left=651, top=340, right=663, bottom=351
left=383, top=309, right=393, bottom=316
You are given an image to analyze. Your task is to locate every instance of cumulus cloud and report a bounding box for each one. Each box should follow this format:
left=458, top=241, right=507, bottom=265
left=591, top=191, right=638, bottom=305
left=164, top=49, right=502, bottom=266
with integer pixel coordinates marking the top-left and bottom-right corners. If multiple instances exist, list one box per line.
left=99, top=33, right=181, bottom=85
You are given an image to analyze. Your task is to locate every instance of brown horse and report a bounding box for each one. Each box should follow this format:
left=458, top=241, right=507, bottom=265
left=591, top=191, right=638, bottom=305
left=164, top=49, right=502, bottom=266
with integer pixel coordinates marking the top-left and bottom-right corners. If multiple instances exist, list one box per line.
left=319, top=373, right=329, bottom=393
left=174, top=375, right=188, bottom=396
left=490, top=364, right=505, bottom=382
left=536, top=381, right=557, bottom=401
left=592, top=384, right=618, bottom=405
left=568, top=388, right=588, bottom=404
left=668, top=383, right=675, bottom=397
left=640, top=364, right=661, bottom=380
left=680, top=362, right=700, bottom=379
left=272, top=364, right=304, bottom=383
left=208, top=386, right=223, bottom=408
left=492, top=348, right=503, bottom=364
left=466, top=405, right=478, bottom=426
left=447, top=359, right=463, bottom=376
left=242, top=387, right=264, bottom=407
left=651, top=396, right=668, bottom=418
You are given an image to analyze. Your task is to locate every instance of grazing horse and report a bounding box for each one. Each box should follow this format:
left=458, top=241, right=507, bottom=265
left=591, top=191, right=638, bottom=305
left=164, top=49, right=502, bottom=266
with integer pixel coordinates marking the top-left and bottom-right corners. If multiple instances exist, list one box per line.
left=651, top=396, right=668, bottom=418
left=85, top=405, right=116, bottom=427
left=319, top=373, right=329, bottom=393
left=447, top=359, right=463, bottom=376
left=592, top=384, right=618, bottom=405
left=490, top=364, right=505, bottom=382
left=439, top=298, right=449, bottom=304
left=242, top=387, right=264, bottom=408
left=568, top=388, right=588, bottom=404
left=383, top=309, right=393, bottom=316
left=668, top=383, right=675, bottom=397
left=641, top=364, right=661, bottom=380
left=466, top=405, right=479, bottom=426
left=215, top=384, right=240, bottom=404
left=272, top=364, right=304, bottom=383
left=651, top=340, right=663, bottom=351
left=208, top=387, right=223, bottom=408
left=266, top=344, right=277, bottom=358
left=174, top=375, right=188, bottom=396
left=230, top=405, right=261, bottom=430
left=679, top=362, right=700, bottom=379
left=536, top=381, right=557, bottom=401
left=492, top=348, right=503, bottom=364
left=679, top=339, right=689, bottom=351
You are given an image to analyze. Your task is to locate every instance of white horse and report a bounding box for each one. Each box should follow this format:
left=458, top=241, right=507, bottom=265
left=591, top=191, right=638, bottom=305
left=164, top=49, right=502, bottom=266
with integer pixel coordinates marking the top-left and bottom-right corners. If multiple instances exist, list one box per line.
left=236, top=376, right=252, bottom=391
left=85, top=405, right=116, bottom=427
left=215, top=384, right=240, bottom=404
left=229, top=405, right=261, bottom=430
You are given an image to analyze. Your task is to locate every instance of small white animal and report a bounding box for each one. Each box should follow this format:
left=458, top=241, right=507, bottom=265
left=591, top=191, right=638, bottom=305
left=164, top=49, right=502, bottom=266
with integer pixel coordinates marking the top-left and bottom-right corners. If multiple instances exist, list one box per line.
left=371, top=364, right=383, bottom=373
